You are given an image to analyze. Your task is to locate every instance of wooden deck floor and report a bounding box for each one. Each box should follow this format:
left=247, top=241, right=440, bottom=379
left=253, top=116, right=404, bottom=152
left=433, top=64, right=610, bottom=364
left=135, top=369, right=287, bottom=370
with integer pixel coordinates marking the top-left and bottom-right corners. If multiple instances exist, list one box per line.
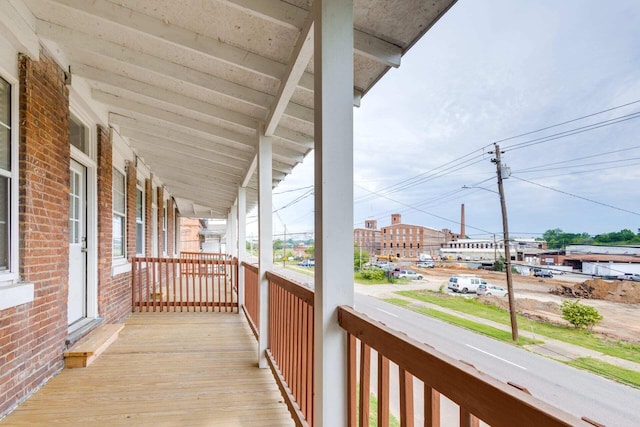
left=1, top=312, right=294, bottom=426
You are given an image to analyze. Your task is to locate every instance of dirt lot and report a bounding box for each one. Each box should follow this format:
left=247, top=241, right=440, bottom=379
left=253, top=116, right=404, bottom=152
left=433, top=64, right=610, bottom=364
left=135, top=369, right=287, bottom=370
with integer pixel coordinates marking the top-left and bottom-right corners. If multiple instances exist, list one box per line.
left=416, top=264, right=640, bottom=343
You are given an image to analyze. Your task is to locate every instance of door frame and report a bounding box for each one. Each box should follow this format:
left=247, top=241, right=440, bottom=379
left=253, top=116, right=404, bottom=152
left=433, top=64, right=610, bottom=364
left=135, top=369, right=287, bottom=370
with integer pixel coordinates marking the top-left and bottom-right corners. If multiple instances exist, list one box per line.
left=69, top=106, right=98, bottom=330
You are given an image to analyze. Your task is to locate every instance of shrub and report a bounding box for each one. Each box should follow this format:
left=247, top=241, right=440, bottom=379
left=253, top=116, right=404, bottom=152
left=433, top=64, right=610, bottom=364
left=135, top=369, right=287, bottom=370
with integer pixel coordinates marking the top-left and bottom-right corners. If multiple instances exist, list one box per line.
left=561, top=300, right=603, bottom=329
left=360, top=268, right=386, bottom=281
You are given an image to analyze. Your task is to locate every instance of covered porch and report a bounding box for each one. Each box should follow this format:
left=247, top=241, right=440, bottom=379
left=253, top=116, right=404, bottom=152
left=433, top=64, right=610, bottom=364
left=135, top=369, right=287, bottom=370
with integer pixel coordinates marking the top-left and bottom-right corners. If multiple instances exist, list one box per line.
left=1, top=311, right=293, bottom=426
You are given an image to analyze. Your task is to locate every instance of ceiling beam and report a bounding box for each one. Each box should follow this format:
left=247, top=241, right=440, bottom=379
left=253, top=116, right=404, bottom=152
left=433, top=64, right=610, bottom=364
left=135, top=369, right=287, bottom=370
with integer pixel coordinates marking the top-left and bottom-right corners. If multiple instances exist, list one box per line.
left=36, top=20, right=274, bottom=109
left=0, top=0, right=40, bottom=59
left=35, top=0, right=316, bottom=90
left=115, top=123, right=253, bottom=162
left=75, top=63, right=258, bottom=131
left=109, top=114, right=254, bottom=155
left=128, top=137, right=248, bottom=172
left=241, top=155, right=257, bottom=189
left=265, top=17, right=314, bottom=136
left=93, top=91, right=254, bottom=148
left=223, top=0, right=402, bottom=67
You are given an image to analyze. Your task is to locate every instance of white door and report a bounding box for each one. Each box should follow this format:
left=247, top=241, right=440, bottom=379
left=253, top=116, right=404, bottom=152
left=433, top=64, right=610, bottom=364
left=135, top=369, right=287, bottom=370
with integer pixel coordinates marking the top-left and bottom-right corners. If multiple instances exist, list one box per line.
left=68, top=159, right=87, bottom=325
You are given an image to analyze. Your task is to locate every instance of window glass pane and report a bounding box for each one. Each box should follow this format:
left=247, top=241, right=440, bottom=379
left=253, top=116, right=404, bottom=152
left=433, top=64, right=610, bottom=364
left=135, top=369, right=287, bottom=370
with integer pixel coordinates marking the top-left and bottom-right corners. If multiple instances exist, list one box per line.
left=136, top=188, right=143, bottom=221
left=0, top=78, right=9, bottom=172
left=113, top=216, right=124, bottom=257
left=70, top=117, right=87, bottom=154
left=112, top=169, right=125, bottom=214
left=136, top=223, right=143, bottom=253
left=0, top=176, right=8, bottom=270
left=0, top=128, right=9, bottom=171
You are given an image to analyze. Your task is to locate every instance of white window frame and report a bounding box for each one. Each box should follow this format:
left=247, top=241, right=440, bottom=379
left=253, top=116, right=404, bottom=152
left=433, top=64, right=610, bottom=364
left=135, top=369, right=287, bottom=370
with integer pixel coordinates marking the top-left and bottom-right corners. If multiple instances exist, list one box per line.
left=0, top=59, right=35, bottom=310
left=162, top=204, right=167, bottom=256
left=173, top=207, right=179, bottom=256
left=135, top=181, right=144, bottom=256
left=112, top=167, right=126, bottom=260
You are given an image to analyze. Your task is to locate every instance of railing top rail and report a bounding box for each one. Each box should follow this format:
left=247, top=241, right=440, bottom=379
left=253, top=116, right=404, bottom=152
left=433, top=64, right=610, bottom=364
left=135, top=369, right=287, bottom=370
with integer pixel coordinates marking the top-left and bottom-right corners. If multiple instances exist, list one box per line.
left=241, top=261, right=259, bottom=274
left=266, top=270, right=314, bottom=306
left=338, top=305, right=588, bottom=427
left=131, top=256, right=237, bottom=265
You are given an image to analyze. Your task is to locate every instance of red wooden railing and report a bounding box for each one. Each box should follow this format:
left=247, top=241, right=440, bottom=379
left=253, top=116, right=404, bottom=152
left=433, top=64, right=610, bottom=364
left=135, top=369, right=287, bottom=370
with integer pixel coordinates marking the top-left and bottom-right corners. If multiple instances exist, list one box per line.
left=242, top=261, right=259, bottom=338
left=131, top=256, right=238, bottom=312
left=265, top=271, right=314, bottom=427
left=180, top=252, right=232, bottom=278
left=337, top=305, right=587, bottom=427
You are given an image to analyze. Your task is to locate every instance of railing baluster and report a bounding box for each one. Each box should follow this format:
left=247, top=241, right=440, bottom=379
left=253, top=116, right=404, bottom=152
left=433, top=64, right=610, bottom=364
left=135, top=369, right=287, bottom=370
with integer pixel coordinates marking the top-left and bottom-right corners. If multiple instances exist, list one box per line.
left=378, top=354, right=390, bottom=427
left=348, top=333, right=357, bottom=427
left=359, top=342, right=371, bottom=427
left=399, top=367, right=414, bottom=427
left=424, top=385, right=440, bottom=427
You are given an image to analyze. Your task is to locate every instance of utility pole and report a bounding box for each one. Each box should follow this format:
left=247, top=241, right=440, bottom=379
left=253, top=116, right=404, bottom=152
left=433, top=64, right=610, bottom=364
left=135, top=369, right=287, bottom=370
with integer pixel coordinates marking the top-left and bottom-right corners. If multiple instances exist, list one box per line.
left=492, top=144, right=519, bottom=342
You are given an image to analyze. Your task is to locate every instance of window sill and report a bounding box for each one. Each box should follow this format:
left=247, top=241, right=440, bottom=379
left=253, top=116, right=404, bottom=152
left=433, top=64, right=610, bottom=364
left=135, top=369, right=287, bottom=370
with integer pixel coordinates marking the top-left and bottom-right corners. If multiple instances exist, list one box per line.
left=111, top=259, right=132, bottom=276
left=0, top=282, right=35, bottom=311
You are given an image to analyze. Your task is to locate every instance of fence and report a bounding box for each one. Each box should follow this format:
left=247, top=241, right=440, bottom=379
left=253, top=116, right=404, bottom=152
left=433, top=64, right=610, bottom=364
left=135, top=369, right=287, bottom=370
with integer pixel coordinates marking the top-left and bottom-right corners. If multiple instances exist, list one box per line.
left=131, top=256, right=238, bottom=312
left=242, top=262, right=260, bottom=337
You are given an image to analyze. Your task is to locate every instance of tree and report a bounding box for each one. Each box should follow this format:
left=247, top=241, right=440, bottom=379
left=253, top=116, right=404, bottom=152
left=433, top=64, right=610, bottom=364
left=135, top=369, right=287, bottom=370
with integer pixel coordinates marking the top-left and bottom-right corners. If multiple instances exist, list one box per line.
left=354, top=243, right=370, bottom=270
left=304, top=246, right=314, bottom=257
left=561, top=300, right=603, bottom=329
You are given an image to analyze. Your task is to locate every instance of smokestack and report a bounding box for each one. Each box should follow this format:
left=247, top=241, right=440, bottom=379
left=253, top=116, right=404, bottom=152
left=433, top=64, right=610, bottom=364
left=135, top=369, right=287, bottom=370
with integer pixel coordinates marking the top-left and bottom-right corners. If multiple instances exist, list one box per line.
left=460, top=204, right=466, bottom=238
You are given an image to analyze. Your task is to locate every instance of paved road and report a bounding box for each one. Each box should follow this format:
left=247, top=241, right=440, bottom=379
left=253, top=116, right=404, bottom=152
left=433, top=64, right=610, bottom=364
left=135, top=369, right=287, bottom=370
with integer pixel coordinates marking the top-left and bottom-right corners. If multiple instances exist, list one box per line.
left=354, top=294, right=640, bottom=427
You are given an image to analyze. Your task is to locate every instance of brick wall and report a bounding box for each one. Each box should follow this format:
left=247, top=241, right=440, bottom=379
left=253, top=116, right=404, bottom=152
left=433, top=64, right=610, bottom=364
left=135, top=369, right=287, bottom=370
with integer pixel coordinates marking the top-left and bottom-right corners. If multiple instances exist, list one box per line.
left=95, top=125, right=131, bottom=323
left=0, top=50, right=70, bottom=417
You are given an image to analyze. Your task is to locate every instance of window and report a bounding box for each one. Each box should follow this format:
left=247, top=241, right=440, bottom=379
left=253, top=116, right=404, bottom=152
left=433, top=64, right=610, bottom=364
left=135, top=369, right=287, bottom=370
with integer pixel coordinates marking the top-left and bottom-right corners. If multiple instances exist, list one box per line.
left=174, top=208, right=179, bottom=254
left=136, top=183, right=144, bottom=255
left=162, top=205, right=167, bottom=255
left=0, top=77, right=11, bottom=272
left=112, top=168, right=126, bottom=258
left=70, top=116, right=88, bottom=155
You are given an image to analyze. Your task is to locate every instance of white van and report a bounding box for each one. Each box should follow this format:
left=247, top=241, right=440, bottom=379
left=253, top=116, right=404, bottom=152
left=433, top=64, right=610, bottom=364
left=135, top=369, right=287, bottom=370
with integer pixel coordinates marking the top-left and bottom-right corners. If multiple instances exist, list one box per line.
left=447, top=275, right=488, bottom=294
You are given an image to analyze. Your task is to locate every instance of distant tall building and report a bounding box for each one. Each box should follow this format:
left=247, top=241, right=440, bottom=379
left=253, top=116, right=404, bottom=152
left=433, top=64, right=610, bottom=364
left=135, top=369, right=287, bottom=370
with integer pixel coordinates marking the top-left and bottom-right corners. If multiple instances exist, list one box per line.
left=354, top=214, right=457, bottom=259
left=354, top=219, right=381, bottom=256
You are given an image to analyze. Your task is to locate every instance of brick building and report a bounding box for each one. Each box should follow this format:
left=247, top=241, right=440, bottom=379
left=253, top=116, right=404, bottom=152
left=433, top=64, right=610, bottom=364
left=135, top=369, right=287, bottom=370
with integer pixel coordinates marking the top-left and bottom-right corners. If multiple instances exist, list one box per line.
left=354, top=214, right=457, bottom=259
left=0, top=46, right=182, bottom=416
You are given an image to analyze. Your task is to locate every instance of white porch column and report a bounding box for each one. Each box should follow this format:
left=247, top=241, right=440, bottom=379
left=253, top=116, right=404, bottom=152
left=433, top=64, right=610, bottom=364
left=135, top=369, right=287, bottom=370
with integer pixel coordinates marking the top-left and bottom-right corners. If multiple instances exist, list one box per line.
left=313, top=0, right=354, bottom=426
left=229, top=200, right=238, bottom=257
left=237, top=187, right=247, bottom=310
left=257, top=126, right=273, bottom=368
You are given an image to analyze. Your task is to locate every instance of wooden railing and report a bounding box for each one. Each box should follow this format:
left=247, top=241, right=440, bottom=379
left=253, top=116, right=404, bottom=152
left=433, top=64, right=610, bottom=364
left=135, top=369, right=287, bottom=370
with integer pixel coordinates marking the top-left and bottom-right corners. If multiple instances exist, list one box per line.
left=242, top=261, right=259, bottom=337
left=265, top=271, right=314, bottom=427
left=131, top=256, right=238, bottom=312
left=180, top=252, right=232, bottom=278
left=337, top=305, right=587, bottom=427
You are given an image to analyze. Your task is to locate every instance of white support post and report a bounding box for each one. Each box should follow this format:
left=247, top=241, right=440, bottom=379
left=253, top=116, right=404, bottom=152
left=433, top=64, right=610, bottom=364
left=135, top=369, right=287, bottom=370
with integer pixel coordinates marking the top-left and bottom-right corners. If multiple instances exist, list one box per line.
left=237, top=187, right=247, bottom=310
left=257, top=125, right=273, bottom=368
left=230, top=200, right=238, bottom=258
left=313, top=1, right=354, bottom=426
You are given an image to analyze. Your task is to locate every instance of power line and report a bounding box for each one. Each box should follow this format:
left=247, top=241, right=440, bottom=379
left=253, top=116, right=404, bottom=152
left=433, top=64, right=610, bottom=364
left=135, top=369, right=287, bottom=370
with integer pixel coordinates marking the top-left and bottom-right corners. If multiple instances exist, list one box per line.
left=514, top=156, right=640, bottom=174
left=503, top=111, right=640, bottom=153
left=494, top=98, right=640, bottom=145
left=354, top=183, right=495, bottom=234
left=515, top=145, right=640, bottom=173
left=511, top=175, right=640, bottom=217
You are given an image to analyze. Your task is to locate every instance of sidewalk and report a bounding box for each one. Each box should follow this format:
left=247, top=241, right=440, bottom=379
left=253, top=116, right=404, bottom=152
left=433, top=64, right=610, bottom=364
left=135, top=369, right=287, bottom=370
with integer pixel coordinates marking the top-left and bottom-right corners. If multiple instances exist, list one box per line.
left=359, top=283, right=640, bottom=373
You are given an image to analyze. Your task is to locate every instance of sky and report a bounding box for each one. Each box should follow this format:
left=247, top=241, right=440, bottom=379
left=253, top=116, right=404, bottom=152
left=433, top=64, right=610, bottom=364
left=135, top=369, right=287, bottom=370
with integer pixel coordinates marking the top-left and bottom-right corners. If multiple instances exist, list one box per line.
left=256, top=0, right=640, bottom=241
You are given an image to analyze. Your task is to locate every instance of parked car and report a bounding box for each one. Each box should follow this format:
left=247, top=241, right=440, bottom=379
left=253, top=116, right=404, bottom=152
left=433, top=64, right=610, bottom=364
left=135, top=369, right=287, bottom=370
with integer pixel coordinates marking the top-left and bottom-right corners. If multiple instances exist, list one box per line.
left=298, top=259, right=315, bottom=267
left=447, top=275, right=487, bottom=293
left=617, top=273, right=640, bottom=282
left=392, top=269, right=423, bottom=280
left=534, top=270, right=553, bottom=278
left=476, top=284, right=508, bottom=297
left=416, top=261, right=435, bottom=268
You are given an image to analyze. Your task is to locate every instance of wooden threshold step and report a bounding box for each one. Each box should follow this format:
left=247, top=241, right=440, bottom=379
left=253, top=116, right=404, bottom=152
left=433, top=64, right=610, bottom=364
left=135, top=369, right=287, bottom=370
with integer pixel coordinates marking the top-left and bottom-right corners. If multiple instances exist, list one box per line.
left=64, top=324, right=124, bottom=369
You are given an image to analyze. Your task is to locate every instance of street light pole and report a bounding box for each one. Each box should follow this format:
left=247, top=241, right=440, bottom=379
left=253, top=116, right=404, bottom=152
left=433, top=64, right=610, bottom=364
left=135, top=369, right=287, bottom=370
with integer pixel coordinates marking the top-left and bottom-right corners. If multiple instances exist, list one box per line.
left=492, top=144, right=519, bottom=342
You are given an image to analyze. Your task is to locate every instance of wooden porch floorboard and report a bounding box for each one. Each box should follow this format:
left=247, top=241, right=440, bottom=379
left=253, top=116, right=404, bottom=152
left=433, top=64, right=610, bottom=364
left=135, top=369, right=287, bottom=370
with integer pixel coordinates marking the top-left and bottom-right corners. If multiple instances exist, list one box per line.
left=1, top=312, right=294, bottom=426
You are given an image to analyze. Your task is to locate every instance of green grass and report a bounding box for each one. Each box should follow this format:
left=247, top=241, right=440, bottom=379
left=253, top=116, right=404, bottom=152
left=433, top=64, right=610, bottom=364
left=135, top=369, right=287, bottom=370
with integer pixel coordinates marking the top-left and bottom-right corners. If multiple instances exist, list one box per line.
left=368, top=392, right=400, bottom=427
left=385, top=298, right=539, bottom=346
left=354, top=271, right=408, bottom=285
left=568, top=358, right=640, bottom=389
left=396, top=290, right=640, bottom=364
